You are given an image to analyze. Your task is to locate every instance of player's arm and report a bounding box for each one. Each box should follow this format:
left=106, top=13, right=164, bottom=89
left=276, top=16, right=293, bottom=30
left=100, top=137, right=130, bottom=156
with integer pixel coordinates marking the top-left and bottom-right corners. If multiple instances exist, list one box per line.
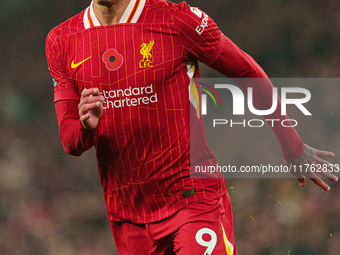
left=209, top=36, right=306, bottom=159
left=46, top=31, right=102, bottom=156
left=207, top=29, right=339, bottom=191
left=172, top=4, right=303, bottom=159
left=54, top=89, right=103, bottom=156
left=173, top=4, right=338, bottom=190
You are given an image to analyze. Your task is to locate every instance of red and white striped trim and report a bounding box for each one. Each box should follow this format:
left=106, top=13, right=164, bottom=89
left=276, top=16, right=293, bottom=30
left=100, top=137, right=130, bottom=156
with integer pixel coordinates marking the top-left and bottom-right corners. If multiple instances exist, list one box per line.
left=83, top=0, right=146, bottom=29
left=83, top=2, right=101, bottom=29
left=120, top=0, right=145, bottom=23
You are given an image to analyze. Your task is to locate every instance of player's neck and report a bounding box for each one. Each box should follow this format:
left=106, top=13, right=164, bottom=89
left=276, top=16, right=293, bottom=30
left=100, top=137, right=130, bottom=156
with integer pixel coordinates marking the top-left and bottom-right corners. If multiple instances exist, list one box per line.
left=93, top=0, right=130, bottom=25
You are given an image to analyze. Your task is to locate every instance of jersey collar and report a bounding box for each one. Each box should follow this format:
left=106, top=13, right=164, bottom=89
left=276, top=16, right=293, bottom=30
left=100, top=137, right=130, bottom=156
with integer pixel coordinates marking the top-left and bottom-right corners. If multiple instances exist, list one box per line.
left=83, top=0, right=146, bottom=29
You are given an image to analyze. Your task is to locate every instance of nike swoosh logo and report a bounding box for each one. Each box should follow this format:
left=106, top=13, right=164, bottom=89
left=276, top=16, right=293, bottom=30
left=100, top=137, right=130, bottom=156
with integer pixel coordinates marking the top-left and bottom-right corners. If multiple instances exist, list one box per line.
left=71, top=56, right=92, bottom=69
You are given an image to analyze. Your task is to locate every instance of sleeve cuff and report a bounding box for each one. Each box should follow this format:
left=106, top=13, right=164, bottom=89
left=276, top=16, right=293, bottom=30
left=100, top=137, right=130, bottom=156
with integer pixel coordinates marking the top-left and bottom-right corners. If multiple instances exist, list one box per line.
left=283, top=142, right=305, bottom=161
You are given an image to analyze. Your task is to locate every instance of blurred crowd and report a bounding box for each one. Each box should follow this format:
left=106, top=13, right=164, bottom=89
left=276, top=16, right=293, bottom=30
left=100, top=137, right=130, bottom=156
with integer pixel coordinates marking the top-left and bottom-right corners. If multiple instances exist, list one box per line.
left=0, top=0, right=339, bottom=254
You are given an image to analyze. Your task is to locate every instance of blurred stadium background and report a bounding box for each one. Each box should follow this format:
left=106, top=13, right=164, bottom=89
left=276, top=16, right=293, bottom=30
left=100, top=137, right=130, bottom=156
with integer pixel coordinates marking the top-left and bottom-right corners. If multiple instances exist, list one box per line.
left=0, top=0, right=339, bottom=254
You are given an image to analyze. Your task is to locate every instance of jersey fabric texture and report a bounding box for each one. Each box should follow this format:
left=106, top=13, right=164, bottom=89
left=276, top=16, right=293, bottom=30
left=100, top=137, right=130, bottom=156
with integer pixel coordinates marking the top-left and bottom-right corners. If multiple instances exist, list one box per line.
left=46, top=0, right=229, bottom=223
left=46, top=0, right=304, bottom=224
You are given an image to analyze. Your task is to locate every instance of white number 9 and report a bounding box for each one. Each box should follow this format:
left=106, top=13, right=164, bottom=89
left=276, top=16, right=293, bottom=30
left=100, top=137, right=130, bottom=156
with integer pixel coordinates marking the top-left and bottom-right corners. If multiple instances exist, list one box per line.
left=195, top=228, right=217, bottom=255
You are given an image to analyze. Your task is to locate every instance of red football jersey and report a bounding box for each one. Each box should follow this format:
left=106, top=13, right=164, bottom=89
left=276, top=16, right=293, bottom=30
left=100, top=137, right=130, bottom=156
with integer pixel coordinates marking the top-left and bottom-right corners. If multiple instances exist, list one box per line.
left=46, top=0, right=228, bottom=223
left=46, top=0, right=304, bottom=223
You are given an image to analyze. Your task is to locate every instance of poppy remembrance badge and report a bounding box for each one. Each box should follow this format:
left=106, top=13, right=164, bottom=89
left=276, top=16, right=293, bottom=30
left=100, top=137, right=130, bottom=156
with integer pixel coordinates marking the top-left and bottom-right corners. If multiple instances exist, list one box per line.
left=102, top=48, right=123, bottom=71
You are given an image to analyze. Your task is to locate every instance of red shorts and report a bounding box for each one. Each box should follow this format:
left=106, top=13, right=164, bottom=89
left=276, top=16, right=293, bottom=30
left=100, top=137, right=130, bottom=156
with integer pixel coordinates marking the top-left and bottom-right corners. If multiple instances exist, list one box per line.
left=109, top=193, right=237, bottom=255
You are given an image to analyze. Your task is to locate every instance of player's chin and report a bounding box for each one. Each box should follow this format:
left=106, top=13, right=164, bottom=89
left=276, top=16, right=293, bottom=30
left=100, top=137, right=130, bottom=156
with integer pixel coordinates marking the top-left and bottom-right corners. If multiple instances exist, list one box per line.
left=96, top=0, right=115, bottom=7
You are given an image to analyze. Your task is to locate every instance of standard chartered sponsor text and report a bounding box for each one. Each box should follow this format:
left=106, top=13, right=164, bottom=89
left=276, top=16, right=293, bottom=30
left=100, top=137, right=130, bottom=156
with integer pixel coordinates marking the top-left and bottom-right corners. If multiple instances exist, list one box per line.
left=101, top=84, right=158, bottom=109
left=195, top=164, right=291, bottom=175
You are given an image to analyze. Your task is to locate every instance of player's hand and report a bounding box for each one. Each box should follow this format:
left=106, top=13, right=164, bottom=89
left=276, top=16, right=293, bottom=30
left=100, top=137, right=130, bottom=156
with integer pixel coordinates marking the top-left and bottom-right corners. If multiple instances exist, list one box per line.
left=285, top=144, right=338, bottom=192
left=78, top=88, right=104, bottom=130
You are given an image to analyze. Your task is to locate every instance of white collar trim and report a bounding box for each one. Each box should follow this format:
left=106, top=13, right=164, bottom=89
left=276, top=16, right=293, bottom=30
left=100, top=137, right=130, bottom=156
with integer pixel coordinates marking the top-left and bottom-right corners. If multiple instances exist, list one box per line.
left=83, top=0, right=146, bottom=29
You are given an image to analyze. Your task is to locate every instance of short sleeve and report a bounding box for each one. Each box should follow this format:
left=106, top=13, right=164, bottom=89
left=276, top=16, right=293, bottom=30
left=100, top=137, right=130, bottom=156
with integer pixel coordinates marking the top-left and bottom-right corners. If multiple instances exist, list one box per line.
left=173, top=3, right=225, bottom=66
left=45, top=31, right=80, bottom=103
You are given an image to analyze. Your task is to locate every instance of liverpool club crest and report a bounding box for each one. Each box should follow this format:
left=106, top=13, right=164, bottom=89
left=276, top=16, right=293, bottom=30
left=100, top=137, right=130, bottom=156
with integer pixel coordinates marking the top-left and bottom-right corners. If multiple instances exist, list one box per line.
left=139, top=40, right=154, bottom=68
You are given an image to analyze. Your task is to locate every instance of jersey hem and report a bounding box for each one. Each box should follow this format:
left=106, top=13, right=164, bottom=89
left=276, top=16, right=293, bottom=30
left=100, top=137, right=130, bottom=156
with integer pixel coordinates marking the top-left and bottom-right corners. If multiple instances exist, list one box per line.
left=106, top=188, right=227, bottom=224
